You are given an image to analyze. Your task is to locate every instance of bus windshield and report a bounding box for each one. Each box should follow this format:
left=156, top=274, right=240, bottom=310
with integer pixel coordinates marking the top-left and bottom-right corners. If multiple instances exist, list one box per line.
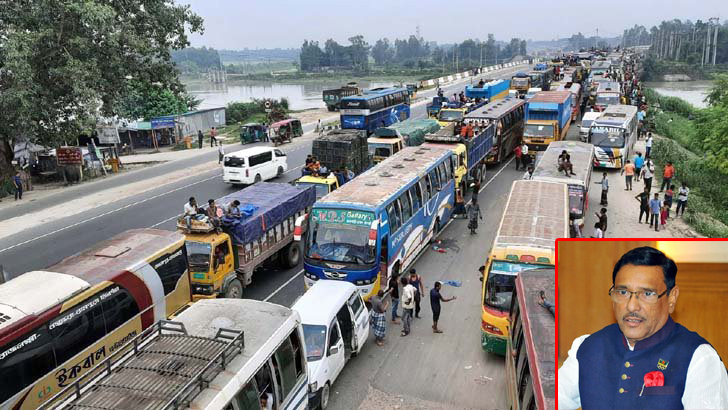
left=595, top=94, right=620, bottom=106
left=524, top=123, right=554, bottom=137
left=513, top=77, right=529, bottom=87
left=305, top=209, right=376, bottom=265
left=590, top=126, right=625, bottom=148
left=302, top=324, right=327, bottom=361
left=438, top=110, right=464, bottom=122
left=485, top=260, right=543, bottom=311
left=186, top=241, right=211, bottom=271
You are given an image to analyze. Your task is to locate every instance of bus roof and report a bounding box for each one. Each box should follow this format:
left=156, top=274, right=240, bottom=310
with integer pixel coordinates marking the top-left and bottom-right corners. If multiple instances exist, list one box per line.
left=317, top=146, right=452, bottom=209
left=0, top=229, right=185, bottom=333
left=532, top=141, right=594, bottom=187
left=465, top=97, right=524, bottom=120
left=515, top=268, right=555, bottom=410
left=493, top=180, right=569, bottom=252
left=343, top=87, right=407, bottom=101
left=593, top=105, right=637, bottom=127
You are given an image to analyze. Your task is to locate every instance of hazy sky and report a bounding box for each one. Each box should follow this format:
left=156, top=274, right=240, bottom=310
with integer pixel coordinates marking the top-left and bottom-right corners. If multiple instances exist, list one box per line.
left=177, top=0, right=725, bottom=49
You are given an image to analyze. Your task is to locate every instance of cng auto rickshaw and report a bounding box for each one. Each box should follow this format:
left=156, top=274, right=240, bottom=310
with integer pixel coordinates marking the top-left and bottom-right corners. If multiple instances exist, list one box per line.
left=240, top=123, right=267, bottom=144
left=270, top=119, right=303, bottom=146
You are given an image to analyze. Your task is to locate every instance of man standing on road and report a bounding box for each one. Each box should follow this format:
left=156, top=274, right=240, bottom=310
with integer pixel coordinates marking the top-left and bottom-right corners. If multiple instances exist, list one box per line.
left=645, top=133, right=653, bottom=158
left=409, top=269, right=424, bottom=319
left=197, top=130, right=203, bottom=149
left=369, top=290, right=388, bottom=346
left=596, top=172, right=609, bottom=206
left=520, top=142, right=530, bottom=168
left=388, top=273, right=400, bottom=324
left=676, top=182, right=689, bottom=217
left=218, top=144, right=225, bottom=164
left=400, top=276, right=416, bottom=337
left=633, top=152, right=644, bottom=181
left=641, top=160, right=654, bottom=193
left=13, top=171, right=23, bottom=200
left=660, top=161, right=675, bottom=192
left=430, top=281, right=456, bottom=334
left=636, top=187, right=650, bottom=224
left=620, top=160, right=635, bottom=190
left=594, top=208, right=608, bottom=237
left=210, top=127, right=218, bottom=147
left=649, top=193, right=662, bottom=232
left=513, top=144, right=523, bottom=170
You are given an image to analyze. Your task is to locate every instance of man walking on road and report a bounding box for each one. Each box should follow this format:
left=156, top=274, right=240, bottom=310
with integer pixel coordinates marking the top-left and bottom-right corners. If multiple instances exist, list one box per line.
left=645, top=133, right=653, bottom=158
left=210, top=127, right=218, bottom=147
left=636, top=187, right=651, bottom=224
left=634, top=152, right=644, bottom=181
left=513, top=144, right=523, bottom=170
left=649, top=192, right=662, bottom=232
left=641, top=159, right=654, bottom=192
left=197, top=130, right=203, bottom=149
left=620, top=160, right=635, bottom=190
left=430, top=281, right=456, bottom=334
left=400, top=276, right=416, bottom=337
left=409, top=269, right=424, bottom=319
left=388, top=273, right=400, bottom=324
left=520, top=142, right=530, bottom=168
left=218, top=144, right=225, bottom=164
left=660, top=161, right=675, bottom=192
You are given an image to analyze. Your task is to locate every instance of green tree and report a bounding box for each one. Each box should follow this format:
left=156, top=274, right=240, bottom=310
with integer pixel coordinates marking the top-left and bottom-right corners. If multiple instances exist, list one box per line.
left=705, top=73, right=728, bottom=107
left=0, top=0, right=203, bottom=178
left=372, top=38, right=394, bottom=66
left=115, top=81, right=200, bottom=121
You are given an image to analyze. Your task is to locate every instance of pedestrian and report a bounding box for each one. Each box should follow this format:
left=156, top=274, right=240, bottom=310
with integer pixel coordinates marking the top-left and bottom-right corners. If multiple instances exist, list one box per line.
left=388, top=273, right=400, bottom=324
left=594, top=207, right=608, bottom=237
left=620, top=160, right=635, bottom=190
left=197, top=130, right=203, bottom=149
left=572, top=217, right=583, bottom=238
left=210, top=127, right=218, bottom=147
left=591, top=222, right=604, bottom=238
left=645, top=133, right=653, bottom=158
left=660, top=203, right=669, bottom=229
left=595, top=172, right=608, bottom=206
left=641, top=160, right=653, bottom=192
left=633, top=152, right=644, bottom=181
left=453, top=188, right=466, bottom=218
left=676, top=182, right=689, bottom=217
left=315, top=119, right=321, bottom=134
left=400, top=276, right=416, bottom=337
left=218, top=144, right=225, bottom=164
left=12, top=171, right=23, bottom=200
left=523, top=165, right=534, bottom=180
left=467, top=197, right=483, bottom=234
left=408, top=269, right=424, bottom=319
left=664, top=184, right=674, bottom=218
left=471, top=177, right=481, bottom=203
left=513, top=144, right=523, bottom=170
left=635, top=187, right=650, bottom=224
left=649, top=192, right=661, bottom=232
left=430, top=281, right=456, bottom=334
left=660, top=161, right=675, bottom=192
left=369, top=290, right=388, bottom=346
left=520, top=142, right=530, bottom=168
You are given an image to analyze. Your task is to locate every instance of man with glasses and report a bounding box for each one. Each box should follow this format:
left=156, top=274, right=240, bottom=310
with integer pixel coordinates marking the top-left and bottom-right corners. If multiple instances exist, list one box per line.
left=558, top=246, right=728, bottom=409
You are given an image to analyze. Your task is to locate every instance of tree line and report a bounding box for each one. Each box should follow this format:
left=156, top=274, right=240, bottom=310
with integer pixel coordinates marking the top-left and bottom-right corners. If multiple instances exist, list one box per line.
left=623, top=19, right=727, bottom=65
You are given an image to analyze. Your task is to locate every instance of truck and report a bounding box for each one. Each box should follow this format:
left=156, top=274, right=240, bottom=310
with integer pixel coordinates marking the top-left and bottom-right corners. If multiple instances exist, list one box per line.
left=293, top=129, right=369, bottom=197
left=426, top=95, right=450, bottom=118
left=523, top=91, right=573, bottom=155
left=435, top=100, right=487, bottom=127
left=464, top=79, right=510, bottom=101
left=423, top=121, right=495, bottom=193
left=322, top=83, right=361, bottom=111
left=510, top=72, right=532, bottom=97
left=179, top=182, right=315, bottom=300
left=370, top=118, right=441, bottom=163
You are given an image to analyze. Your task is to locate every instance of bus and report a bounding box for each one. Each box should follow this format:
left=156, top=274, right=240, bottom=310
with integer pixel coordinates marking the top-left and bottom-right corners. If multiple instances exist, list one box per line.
left=40, top=299, right=308, bottom=410
left=297, top=146, right=456, bottom=300
left=506, top=268, right=555, bottom=410
left=593, top=81, right=621, bottom=112
left=532, top=140, right=595, bottom=238
left=0, top=229, right=191, bottom=410
left=480, top=180, right=568, bottom=355
left=465, top=97, right=525, bottom=165
left=588, top=104, right=638, bottom=169
left=339, top=88, right=411, bottom=134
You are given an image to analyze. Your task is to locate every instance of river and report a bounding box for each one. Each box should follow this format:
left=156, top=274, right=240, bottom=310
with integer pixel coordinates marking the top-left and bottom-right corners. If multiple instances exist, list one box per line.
left=644, top=80, right=712, bottom=108
left=185, top=80, right=399, bottom=110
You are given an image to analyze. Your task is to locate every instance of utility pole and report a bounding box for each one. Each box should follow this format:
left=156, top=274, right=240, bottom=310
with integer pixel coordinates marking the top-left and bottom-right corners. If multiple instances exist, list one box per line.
left=711, top=17, right=719, bottom=65
left=703, top=24, right=710, bottom=67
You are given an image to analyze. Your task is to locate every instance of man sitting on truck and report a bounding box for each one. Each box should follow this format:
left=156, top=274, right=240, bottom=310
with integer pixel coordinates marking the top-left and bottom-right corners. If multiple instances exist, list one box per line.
left=207, top=199, right=222, bottom=232
left=226, top=200, right=242, bottom=218
left=183, top=197, right=206, bottom=232
left=558, top=150, right=576, bottom=177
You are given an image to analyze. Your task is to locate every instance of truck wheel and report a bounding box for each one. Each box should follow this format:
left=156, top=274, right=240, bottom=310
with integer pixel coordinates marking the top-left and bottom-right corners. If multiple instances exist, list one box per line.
left=281, top=243, right=301, bottom=268
left=254, top=174, right=262, bottom=183
left=224, top=279, right=243, bottom=299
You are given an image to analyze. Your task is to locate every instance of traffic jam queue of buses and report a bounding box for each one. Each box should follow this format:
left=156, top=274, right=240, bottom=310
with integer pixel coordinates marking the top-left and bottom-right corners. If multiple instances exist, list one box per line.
left=0, top=49, right=643, bottom=410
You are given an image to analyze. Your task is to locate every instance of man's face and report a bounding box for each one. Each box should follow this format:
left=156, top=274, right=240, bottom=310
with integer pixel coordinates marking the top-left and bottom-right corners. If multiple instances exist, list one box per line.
left=612, top=264, right=678, bottom=345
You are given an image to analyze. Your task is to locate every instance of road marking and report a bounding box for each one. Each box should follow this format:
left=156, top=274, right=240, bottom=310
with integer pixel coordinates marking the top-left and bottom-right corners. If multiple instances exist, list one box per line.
left=264, top=269, right=304, bottom=302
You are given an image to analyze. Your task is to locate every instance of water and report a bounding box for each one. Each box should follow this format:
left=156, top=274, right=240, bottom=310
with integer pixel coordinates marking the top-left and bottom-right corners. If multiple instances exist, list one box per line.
left=185, top=80, right=398, bottom=110
left=644, top=80, right=712, bottom=108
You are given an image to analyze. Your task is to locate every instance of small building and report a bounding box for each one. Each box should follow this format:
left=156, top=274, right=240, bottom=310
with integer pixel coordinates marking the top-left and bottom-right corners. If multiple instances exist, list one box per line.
left=175, top=107, right=226, bottom=139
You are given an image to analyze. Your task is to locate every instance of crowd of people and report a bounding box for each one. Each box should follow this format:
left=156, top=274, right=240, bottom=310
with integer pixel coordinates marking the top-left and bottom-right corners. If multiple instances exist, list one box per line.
left=182, top=196, right=244, bottom=232
left=302, top=155, right=356, bottom=186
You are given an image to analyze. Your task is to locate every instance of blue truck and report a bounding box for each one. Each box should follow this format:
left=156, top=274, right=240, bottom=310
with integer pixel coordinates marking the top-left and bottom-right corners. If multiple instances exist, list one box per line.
left=465, top=79, right=510, bottom=101
left=426, top=96, right=450, bottom=118
left=523, top=90, right=574, bottom=154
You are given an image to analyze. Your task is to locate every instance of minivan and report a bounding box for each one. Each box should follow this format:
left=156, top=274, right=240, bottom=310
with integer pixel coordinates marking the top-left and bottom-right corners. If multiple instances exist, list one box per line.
left=580, top=112, right=601, bottom=142
left=222, top=146, right=288, bottom=185
left=292, top=280, right=369, bottom=410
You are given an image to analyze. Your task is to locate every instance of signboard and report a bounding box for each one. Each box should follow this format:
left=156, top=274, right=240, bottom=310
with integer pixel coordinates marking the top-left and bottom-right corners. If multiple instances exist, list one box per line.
left=150, top=115, right=176, bottom=129
left=96, top=125, right=120, bottom=144
left=312, top=208, right=374, bottom=226
left=57, top=147, right=83, bottom=165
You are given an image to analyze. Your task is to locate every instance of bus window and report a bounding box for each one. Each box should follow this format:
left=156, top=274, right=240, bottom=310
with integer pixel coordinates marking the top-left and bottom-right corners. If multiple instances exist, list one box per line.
left=289, top=331, right=305, bottom=378
left=386, top=203, right=401, bottom=233
left=517, top=334, right=531, bottom=404
left=152, top=245, right=188, bottom=295
left=0, top=325, right=56, bottom=404
left=228, top=381, right=261, bottom=410
left=400, top=191, right=412, bottom=222
left=429, top=170, right=440, bottom=192
left=421, top=177, right=431, bottom=202
left=49, top=295, right=107, bottom=365
left=438, top=162, right=449, bottom=184
left=273, top=337, right=298, bottom=399
left=519, top=365, right=533, bottom=409
left=254, top=362, right=275, bottom=408
left=410, top=185, right=422, bottom=212
left=101, top=286, right=140, bottom=331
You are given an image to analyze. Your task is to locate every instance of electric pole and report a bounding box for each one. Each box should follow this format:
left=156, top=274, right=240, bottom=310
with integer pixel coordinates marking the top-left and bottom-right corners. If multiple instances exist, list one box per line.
left=711, top=17, right=719, bottom=65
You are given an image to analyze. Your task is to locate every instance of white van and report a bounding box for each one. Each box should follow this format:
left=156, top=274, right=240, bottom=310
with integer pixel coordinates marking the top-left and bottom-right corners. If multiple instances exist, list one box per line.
left=292, top=280, right=369, bottom=410
left=580, top=111, right=602, bottom=142
left=223, top=146, right=288, bottom=185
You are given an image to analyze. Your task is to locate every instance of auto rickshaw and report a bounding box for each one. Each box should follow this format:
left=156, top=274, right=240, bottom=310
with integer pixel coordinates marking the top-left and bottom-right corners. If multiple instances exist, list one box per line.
left=270, top=119, right=303, bottom=146
left=240, top=123, right=267, bottom=144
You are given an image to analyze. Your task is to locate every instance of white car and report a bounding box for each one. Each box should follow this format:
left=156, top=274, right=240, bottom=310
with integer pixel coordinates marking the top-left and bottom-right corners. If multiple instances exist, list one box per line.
left=222, top=146, right=287, bottom=185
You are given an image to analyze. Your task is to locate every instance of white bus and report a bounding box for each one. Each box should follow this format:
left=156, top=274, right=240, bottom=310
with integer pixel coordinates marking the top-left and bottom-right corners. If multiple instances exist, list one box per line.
left=588, top=105, right=638, bottom=169
left=40, top=299, right=308, bottom=410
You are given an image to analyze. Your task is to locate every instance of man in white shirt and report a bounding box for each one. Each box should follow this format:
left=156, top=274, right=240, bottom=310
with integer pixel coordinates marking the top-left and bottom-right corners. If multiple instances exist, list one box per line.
left=400, top=276, right=417, bottom=337
left=558, top=246, right=728, bottom=409
left=183, top=197, right=198, bottom=231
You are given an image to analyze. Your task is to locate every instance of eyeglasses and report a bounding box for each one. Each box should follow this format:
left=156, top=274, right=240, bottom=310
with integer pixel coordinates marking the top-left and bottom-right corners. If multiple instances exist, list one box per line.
left=609, top=286, right=669, bottom=305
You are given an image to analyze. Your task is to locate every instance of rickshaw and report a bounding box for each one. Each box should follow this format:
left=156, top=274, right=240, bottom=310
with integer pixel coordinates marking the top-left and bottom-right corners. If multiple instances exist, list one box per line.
left=240, top=123, right=267, bottom=144
left=270, top=119, right=303, bottom=146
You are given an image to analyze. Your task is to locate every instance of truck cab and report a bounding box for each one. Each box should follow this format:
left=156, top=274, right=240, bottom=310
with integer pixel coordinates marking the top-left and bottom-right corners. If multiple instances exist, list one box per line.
left=436, top=107, right=466, bottom=127
left=367, top=135, right=404, bottom=164
left=294, top=174, right=340, bottom=199
left=180, top=220, right=239, bottom=300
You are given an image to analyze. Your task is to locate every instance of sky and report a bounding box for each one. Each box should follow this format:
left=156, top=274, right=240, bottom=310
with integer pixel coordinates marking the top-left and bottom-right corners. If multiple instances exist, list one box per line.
left=177, top=0, right=725, bottom=49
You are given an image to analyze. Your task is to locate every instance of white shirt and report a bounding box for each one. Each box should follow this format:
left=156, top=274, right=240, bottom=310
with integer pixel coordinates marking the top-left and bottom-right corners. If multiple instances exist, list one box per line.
left=642, top=166, right=653, bottom=179
left=678, top=187, right=690, bottom=201
left=521, top=144, right=529, bottom=155
left=559, top=334, right=728, bottom=410
left=592, top=228, right=603, bottom=238
left=646, top=137, right=653, bottom=148
left=183, top=202, right=197, bottom=216
left=401, top=284, right=417, bottom=310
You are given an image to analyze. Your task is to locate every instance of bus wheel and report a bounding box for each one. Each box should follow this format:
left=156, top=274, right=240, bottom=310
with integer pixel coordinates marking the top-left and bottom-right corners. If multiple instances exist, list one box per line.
left=224, top=279, right=243, bottom=299
left=319, top=382, right=331, bottom=410
left=281, top=243, right=301, bottom=268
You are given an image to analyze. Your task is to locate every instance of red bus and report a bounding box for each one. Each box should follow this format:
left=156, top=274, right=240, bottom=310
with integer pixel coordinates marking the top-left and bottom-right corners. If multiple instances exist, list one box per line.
left=0, top=228, right=191, bottom=410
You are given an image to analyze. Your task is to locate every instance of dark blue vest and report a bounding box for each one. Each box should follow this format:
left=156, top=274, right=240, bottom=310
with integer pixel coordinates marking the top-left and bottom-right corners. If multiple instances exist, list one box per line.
left=577, top=317, right=709, bottom=410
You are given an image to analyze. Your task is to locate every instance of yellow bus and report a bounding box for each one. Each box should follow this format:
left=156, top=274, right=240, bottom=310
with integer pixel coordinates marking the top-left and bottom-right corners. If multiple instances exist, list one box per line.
left=480, top=180, right=567, bottom=355
left=0, top=229, right=191, bottom=410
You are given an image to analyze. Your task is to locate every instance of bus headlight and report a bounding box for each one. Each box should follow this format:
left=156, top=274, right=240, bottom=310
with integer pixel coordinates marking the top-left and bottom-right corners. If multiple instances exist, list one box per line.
left=192, top=284, right=214, bottom=295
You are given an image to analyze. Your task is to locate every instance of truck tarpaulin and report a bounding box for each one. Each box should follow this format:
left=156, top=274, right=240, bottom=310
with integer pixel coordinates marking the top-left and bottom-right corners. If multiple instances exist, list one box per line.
left=219, top=182, right=315, bottom=245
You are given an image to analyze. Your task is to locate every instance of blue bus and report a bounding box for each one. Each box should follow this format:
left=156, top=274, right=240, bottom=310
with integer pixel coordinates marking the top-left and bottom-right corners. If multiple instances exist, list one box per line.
left=295, top=146, right=456, bottom=299
left=339, top=88, right=411, bottom=134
